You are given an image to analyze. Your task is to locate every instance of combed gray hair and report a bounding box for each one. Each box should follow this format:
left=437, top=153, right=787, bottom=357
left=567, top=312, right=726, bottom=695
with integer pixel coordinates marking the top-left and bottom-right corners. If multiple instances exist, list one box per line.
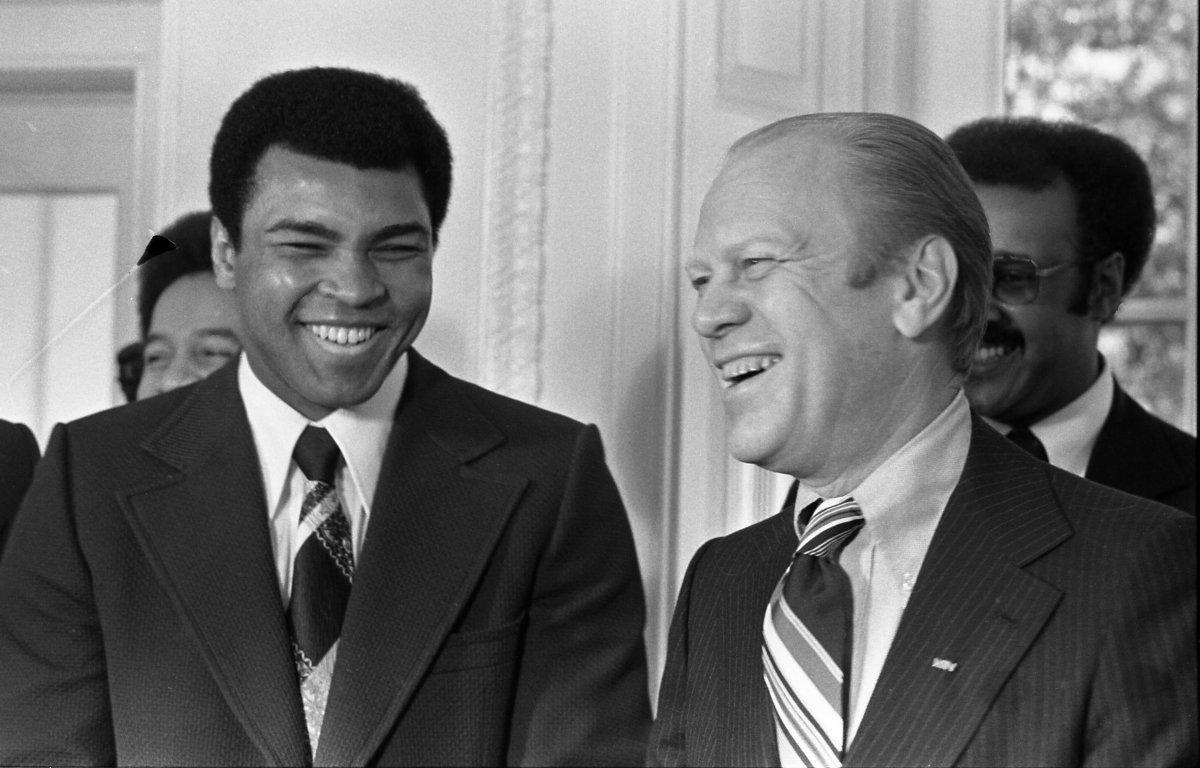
left=728, top=113, right=992, bottom=375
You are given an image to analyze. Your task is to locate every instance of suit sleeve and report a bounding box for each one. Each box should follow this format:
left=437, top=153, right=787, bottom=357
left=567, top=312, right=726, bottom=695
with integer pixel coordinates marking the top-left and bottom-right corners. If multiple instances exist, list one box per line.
left=1085, top=512, right=1197, bottom=767
left=0, top=424, right=116, bottom=765
left=505, top=424, right=652, bottom=766
left=648, top=539, right=712, bottom=767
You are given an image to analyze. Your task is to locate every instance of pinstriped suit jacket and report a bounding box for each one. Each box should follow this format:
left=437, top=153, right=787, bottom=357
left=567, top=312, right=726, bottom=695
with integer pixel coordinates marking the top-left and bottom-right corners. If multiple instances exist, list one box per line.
left=650, top=418, right=1197, bottom=767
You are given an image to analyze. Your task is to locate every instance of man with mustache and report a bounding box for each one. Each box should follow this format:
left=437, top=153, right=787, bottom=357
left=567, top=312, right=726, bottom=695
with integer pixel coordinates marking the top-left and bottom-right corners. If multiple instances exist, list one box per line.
left=947, top=117, right=1195, bottom=514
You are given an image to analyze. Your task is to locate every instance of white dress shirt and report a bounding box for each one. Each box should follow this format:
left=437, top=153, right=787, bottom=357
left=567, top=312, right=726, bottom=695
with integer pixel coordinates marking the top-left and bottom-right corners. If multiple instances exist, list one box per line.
left=238, top=352, right=408, bottom=604
left=790, top=391, right=972, bottom=750
left=981, top=360, right=1113, bottom=477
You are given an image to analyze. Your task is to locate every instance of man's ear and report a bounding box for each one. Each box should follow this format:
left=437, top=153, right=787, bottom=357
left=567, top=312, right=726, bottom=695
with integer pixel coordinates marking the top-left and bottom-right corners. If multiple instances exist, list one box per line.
left=211, top=216, right=238, bottom=290
left=1087, top=251, right=1125, bottom=322
left=892, top=235, right=957, bottom=339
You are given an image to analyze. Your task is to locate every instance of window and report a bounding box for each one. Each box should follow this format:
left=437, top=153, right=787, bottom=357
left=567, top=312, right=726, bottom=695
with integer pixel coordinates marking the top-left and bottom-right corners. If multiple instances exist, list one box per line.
left=1006, top=0, right=1196, bottom=432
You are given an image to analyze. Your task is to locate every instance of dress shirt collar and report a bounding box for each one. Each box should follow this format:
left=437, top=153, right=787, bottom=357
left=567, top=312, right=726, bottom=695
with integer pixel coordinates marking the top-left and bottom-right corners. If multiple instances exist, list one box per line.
left=237, top=352, right=408, bottom=514
left=796, top=391, right=971, bottom=556
left=981, top=357, right=1113, bottom=477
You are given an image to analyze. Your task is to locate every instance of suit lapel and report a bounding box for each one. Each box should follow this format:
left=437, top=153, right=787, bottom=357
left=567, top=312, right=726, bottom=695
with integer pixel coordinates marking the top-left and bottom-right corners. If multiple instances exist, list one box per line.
left=701, top=508, right=794, bottom=767
left=118, top=365, right=310, bottom=765
left=317, top=353, right=527, bottom=766
left=1087, top=382, right=1189, bottom=503
left=847, top=420, right=1071, bottom=767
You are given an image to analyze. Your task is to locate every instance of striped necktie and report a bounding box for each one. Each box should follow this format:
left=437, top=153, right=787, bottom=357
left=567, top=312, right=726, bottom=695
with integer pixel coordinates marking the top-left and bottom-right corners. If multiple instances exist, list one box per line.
left=762, top=488, right=865, bottom=767
left=288, top=425, right=354, bottom=755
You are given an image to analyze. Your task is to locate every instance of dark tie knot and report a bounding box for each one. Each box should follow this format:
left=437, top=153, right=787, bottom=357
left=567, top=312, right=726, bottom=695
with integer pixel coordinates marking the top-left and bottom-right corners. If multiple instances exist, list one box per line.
left=1006, top=425, right=1048, bottom=462
left=797, top=496, right=864, bottom=559
left=293, top=426, right=341, bottom=484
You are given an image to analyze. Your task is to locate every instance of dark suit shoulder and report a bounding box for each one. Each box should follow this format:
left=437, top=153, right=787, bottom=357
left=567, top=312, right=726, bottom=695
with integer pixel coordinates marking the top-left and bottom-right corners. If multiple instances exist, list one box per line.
left=65, top=379, right=196, bottom=436
left=0, top=419, right=40, bottom=556
left=39, top=365, right=236, bottom=491
left=1088, top=383, right=1195, bottom=513
left=405, top=352, right=590, bottom=441
left=1032, top=467, right=1195, bottom=602
left=688, top=509, right=795, bottom=579
left=0, top=419, right=38, bottom=461
left=1050, top=466, right=1192, bottom=531
left=446, top=375, right=586, bottom=434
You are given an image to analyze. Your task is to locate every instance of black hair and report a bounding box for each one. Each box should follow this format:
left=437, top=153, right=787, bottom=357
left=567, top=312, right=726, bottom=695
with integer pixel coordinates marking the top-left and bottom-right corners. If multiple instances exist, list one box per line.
left=137, top=210, right=214, bottom=338
left=946, top=117, right=1155, bottom=296
left=209, top=66, right=453, bottom=249
left=115, top=341, right=143, bottom=403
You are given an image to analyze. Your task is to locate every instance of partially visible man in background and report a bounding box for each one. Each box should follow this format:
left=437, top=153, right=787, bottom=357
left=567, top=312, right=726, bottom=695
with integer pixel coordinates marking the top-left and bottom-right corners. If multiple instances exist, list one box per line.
left=947, top=117, right=1195, bottom=513
left=115, top=210, right=242, bottom=402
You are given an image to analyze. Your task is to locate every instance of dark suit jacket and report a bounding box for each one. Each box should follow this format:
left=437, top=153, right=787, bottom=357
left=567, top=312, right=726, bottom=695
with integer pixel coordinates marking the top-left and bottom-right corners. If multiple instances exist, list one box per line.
left=650, top=419, right=1197, bottom=767
left=1087, top=382, right=1196, bottom=514
left=0, top=419, right=39, bottom=558
left=0, top=352, right=650, bottom=766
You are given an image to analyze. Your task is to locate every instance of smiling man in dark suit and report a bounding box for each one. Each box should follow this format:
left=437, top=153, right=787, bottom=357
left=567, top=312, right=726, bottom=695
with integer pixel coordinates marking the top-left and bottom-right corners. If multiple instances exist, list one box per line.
left=947, top=117, right=1195, bottom=514
left=0, top=66, right=649, bottom=766
left=650, top=113, right=1196, bottom=766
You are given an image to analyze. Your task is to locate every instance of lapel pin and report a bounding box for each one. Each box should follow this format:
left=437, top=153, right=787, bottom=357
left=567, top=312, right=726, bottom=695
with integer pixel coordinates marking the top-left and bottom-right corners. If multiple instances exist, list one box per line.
left=931, top=657, right=958, bottom=672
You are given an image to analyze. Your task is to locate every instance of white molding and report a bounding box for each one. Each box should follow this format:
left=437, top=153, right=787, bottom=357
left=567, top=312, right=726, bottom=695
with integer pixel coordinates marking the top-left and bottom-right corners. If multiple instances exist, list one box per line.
left=716, top=0, right=823, bottom=112
left=1111, top=297, right=1191, bottom=324
left=598, top=0, right=687, bottom=700
left=479, top=0, right=553, bottom=402
left=864, top=0, right=918, bottom=115
left=0, top=47, right=159, bottom=362
left=820, top=0, right=867, bottom=112
left=157, top=0, right=183, bottom=224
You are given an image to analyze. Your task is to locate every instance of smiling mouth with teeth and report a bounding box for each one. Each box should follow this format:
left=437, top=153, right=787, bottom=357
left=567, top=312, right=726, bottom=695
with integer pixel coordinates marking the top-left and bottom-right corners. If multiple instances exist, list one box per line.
left=974, top=343, right=1018, bottom=364
left=718, top=355, right=781, bottom=388
left=972, top=323, right=1024, bottom=369
left=306, top=323, right=380, bottom=346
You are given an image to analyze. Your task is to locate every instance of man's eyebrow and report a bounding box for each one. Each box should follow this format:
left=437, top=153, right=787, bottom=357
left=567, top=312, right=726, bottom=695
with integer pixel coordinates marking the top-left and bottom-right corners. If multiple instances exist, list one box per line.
left=993, top=248, right=1032, bottom=261
left=263, top=219, right=430, bottom=244
left=194, top=328, right=240, bottom=342
left=144, top=328, right=239, bottom=346
left=264, top=219, right=341, bottom=240
left=372, top=222, right=430, bottom=243
left=142, top=332, right=171, bottom=348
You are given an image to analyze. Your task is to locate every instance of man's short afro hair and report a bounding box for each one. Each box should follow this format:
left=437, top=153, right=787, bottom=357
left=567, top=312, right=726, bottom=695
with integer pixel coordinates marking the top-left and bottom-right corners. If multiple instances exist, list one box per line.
left=209, top=66, right=453, bottom=248
left=137, top=210, right=214, bottom=337
left=946, top=117, right=1155, bottom=294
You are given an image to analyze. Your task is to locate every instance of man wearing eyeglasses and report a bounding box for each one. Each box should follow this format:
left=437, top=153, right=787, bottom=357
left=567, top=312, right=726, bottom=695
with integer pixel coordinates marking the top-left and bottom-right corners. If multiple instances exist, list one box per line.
left=947, top=117, right=1195, bottom=514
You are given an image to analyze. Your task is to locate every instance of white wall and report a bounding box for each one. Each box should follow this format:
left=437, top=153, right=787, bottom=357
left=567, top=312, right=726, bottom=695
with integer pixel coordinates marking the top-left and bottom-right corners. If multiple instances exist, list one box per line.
left=0, top=0, right=159, bottom=437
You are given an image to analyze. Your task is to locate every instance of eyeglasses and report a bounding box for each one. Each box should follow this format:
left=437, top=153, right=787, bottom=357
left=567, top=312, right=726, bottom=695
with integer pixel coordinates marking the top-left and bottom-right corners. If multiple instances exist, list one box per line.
left=992, top=257, right=1085, bottom=305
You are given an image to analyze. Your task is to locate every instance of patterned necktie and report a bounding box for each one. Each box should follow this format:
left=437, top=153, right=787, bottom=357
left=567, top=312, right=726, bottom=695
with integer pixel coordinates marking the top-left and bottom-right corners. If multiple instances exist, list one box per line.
left=763, top=488, right=865, bottom=767
left=288, top=425, right=354, bottom=754
left=1006, top=425, right=1048, bottom=462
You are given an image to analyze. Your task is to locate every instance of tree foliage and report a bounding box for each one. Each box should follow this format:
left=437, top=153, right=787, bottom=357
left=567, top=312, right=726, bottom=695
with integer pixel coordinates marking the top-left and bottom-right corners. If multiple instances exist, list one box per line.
left=1007, top=0, right=1194, bottom=430
left=1008, top=0, right=1193, bottom=298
